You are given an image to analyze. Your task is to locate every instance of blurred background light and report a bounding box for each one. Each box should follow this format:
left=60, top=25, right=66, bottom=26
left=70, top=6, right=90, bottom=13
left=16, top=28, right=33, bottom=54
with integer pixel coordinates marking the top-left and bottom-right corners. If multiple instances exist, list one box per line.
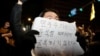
left=79, top=8, right=83, bottom=12
left=28, top=17, right=32, bottom=22
left=22, top=27, right=26, bottom=31
left=97, top=0, right=100, bottom=2
left=70, top=8, right=77, bottom=16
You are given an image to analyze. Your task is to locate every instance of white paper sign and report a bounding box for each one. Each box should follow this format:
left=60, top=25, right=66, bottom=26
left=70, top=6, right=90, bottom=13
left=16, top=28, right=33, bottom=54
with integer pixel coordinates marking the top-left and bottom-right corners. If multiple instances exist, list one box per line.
left=31, top=17, right=84, bottom=56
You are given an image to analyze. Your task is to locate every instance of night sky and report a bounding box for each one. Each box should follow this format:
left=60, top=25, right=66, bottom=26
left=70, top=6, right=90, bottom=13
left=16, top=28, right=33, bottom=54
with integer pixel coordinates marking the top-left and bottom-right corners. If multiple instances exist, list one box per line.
left=0, top=0, right=44, bottom=20
left=0, top=0, right=100, bottom=31
left=0, top=0, right=100, bottom=20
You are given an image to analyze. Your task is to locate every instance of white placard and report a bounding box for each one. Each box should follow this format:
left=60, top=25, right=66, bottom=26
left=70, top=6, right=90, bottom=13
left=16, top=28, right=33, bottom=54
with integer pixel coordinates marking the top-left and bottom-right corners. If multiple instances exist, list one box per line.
left=31, top=17, right=84, bottom=56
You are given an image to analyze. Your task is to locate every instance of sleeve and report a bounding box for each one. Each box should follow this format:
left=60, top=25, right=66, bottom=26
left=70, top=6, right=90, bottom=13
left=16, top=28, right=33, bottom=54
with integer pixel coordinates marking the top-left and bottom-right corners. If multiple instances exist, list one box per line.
left=10, top=3, right=25, bottom=38
left=10, top=2, right=39, bottom=53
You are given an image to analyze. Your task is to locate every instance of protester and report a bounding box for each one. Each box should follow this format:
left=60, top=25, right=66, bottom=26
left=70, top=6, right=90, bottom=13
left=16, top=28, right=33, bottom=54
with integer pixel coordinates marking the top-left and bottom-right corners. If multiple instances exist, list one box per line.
left=10, top=0, right=39, bottom=56
left=0, top=19, right=15, bottom=56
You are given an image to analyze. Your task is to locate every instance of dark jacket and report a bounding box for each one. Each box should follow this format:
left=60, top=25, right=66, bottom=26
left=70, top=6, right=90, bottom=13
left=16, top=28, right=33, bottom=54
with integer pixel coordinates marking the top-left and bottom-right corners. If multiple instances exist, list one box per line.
left=10, top=3, right=39, bottom=56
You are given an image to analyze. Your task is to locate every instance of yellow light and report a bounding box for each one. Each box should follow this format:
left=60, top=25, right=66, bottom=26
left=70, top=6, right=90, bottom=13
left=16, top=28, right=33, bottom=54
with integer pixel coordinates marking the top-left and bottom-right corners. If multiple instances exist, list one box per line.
left=90, top=3, right=95, bottom=21
left=28, top=18, right=32, bottom=22
left=22, top=27, right=26, bottom=31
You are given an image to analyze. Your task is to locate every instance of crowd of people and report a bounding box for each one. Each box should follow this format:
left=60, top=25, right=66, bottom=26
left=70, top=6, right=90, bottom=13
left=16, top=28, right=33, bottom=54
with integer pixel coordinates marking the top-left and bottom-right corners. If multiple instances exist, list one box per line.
left=0, top=0, right=100, bottom=56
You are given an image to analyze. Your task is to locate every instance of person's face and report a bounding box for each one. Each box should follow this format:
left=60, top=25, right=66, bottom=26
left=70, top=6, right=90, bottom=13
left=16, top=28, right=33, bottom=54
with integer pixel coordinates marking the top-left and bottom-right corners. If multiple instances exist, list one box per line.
left=43, top=11, right=59, bottom=20
left=4, top=22, right=10, bottom=29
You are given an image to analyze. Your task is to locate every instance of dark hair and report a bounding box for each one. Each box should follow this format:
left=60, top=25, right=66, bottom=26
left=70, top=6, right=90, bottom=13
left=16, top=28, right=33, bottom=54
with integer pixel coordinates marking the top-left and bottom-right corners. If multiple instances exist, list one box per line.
left=39, top=8, right=60, bottom=18
left=0, top=19, right=10, bottom=28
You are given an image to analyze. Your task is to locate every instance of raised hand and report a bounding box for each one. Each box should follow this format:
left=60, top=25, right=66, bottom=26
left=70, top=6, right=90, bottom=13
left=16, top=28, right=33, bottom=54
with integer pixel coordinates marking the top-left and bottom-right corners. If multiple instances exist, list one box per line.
left=17, top=0, right=23, bottom=5
left=17, top=0, right=27, bottom=5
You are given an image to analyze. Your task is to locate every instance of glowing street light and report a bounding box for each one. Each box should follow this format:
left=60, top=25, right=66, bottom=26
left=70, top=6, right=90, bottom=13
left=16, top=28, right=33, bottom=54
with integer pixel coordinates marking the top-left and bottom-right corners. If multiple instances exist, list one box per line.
left=28, top=18, right=31, bottom=21
left=22, top=27, right=26, bottom=31
left=79, top=8, right=83, bottom=12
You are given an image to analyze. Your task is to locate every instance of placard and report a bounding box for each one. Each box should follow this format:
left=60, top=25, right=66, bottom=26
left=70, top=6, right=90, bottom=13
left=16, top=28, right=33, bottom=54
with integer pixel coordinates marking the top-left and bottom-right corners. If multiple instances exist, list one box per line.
left=31, top=17, right=84, bottom=56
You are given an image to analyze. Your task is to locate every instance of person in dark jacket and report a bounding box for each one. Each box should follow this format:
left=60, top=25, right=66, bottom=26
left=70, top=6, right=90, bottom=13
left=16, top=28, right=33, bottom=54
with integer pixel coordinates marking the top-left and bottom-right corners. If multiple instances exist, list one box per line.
left=10, top=0, right=39, bottom=56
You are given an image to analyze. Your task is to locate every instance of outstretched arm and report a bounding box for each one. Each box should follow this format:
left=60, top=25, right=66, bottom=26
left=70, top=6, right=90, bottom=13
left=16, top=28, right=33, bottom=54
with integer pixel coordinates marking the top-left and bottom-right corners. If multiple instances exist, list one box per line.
left=10, top=0, right=39, bottom=55
left=10, top=0, right=26, bottom=38
left=10, top=0, right=39, bottom=44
